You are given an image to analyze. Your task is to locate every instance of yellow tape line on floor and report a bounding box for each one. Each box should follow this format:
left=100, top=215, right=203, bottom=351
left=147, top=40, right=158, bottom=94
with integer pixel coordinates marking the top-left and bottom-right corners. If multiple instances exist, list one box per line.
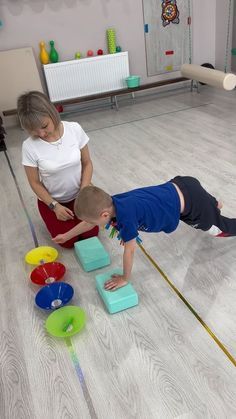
left=138, top=243, right=236, bottom=367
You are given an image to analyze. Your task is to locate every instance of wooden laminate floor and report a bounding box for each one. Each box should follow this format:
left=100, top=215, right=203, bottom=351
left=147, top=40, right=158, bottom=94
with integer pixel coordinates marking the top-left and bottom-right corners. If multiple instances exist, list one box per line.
left=1, top=86, right=236, bottom=419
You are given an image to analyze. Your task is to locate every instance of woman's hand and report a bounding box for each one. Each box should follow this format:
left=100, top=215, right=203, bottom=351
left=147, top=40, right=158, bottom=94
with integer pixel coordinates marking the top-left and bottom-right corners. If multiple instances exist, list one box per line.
left=52, top=222, right=92, bottom=245
left=52, top=233, right=67, bottom=244
left=104, top=274, right=128, bottom=291
left=54, top=203, right=74, bottom=221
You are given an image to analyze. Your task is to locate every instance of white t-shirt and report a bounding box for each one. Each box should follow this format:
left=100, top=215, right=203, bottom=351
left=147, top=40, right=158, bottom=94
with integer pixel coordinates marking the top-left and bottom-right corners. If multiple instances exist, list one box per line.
left=22, top=121, right=89, bottom=202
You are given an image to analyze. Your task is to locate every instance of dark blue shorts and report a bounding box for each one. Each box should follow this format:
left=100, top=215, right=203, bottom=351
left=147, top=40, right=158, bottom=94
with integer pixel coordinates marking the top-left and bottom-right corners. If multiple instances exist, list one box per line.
left=170, top=176, right=236, bottom=236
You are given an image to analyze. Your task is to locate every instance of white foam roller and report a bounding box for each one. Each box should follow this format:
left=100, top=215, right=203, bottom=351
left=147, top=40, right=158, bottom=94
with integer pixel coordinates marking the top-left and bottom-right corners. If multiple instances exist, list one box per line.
left=181, top=64, right=236, bottom=91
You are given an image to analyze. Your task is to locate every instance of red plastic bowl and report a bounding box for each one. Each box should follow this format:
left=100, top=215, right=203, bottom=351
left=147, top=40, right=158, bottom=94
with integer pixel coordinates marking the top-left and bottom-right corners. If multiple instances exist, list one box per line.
left=30, top=262, right=66, bottom=286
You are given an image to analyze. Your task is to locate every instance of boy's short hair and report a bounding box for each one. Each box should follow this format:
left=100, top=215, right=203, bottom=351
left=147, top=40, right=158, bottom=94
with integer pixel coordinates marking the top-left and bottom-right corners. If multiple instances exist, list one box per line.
left=17, top=90, right=60, bottom=133
left=74, top=186, right=112, bottom=219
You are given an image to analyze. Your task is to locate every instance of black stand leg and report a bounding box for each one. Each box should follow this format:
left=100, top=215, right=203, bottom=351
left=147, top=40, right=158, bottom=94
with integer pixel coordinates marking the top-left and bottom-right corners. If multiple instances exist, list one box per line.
left=0, top=116, right=7, bottom=152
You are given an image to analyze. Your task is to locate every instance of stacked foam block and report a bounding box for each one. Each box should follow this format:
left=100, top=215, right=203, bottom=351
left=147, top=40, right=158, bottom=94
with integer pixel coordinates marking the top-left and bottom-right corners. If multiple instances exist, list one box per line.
left=74, top=237, right=138, bottom=314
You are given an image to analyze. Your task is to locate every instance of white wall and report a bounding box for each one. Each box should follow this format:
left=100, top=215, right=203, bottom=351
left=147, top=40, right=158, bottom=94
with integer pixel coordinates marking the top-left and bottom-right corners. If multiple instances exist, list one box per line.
left=192, top=0, right=216, bottom=66
left=231, top=0, right=236, bottom=72
left=0, top=0, right=231, bottom=88
left=0, top=0, right=149, bottom=84
left=215, top=0, right=233, bottom=71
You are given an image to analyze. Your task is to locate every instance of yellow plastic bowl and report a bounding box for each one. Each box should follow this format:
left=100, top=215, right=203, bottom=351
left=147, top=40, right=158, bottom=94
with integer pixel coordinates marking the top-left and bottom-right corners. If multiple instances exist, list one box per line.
left=25, top=246, right=58, bottom=265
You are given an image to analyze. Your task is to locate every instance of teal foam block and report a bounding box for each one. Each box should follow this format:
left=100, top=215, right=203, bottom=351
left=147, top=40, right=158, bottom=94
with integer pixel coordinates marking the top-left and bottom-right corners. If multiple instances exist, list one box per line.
left=74, top=237, right=110, bottom=272
left=95, top=269, right=139, bottom=314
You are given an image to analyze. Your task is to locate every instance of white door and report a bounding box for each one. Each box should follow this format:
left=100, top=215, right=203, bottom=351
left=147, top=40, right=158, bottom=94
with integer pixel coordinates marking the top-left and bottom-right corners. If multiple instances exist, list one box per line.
left=143, top=0, right=192, bottom=76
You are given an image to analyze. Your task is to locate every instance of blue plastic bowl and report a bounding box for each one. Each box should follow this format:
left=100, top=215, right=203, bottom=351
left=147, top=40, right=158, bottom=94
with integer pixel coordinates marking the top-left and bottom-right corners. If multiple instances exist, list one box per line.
left=35, top=282, right=74, bottom=310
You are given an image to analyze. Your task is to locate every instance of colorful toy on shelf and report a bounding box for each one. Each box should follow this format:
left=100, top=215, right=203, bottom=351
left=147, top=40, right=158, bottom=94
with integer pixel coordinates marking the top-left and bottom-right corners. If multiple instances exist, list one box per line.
left=45, top=305, right=86, bottom=337
left=106, top=28, right=116, bottom=54
left=35, top=282, right=74, bottom=310
left=97, top=49, right=103, bottom=55
left=49, top=40, right=59, bottom=63
left=87, top=50, right=94, bottom=57
left=75, top=51, right=82, bottom=59
left=39, top=41, right=49, bottom=64
left=116, top=46, right=122, bottom=53
left=30, top=261, right=66, bottom=285
left=25, top=246, right=58, bottom=265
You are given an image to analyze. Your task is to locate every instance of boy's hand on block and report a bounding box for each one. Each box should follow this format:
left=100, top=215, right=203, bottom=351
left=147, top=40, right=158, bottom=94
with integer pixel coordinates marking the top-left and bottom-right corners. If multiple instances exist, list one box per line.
left=96, top=269, right=138, bottom=313
left=52, top=233, right=67, bottom=244
left=104, top=274, right=128, bottom=291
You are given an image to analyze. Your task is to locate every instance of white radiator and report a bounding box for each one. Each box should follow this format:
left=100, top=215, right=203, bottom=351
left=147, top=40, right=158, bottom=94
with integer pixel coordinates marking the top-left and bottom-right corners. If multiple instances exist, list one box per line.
left=43, top=52, right=130, bottom=102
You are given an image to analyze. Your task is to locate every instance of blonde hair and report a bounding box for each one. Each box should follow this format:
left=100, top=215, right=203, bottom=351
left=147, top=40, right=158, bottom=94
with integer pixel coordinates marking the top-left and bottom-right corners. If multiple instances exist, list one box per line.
left=17, top=91, right=60, bottom=132
left=74, top=186, right=112, bottom=219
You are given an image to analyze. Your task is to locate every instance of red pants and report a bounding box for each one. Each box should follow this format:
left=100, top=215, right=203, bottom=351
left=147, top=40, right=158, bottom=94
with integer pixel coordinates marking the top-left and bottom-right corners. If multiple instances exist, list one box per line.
left=38, top=199, right=99, bottom=248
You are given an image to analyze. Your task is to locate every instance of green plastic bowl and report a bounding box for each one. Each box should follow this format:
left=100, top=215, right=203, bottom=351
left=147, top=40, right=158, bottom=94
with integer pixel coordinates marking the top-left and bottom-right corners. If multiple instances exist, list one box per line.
left=45, top=305, right=86, bottom=338
left=125, top=75, right=140, bottom=88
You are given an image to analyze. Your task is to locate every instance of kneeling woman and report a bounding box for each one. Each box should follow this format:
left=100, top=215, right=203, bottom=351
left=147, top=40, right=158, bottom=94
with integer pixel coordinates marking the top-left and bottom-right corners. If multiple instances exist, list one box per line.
left=18, top=91, right=98, bottom=248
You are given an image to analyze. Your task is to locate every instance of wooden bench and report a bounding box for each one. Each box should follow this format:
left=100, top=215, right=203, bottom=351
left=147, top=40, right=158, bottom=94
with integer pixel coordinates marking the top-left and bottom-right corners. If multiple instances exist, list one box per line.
left=2, top=77, right=188, bottom=116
